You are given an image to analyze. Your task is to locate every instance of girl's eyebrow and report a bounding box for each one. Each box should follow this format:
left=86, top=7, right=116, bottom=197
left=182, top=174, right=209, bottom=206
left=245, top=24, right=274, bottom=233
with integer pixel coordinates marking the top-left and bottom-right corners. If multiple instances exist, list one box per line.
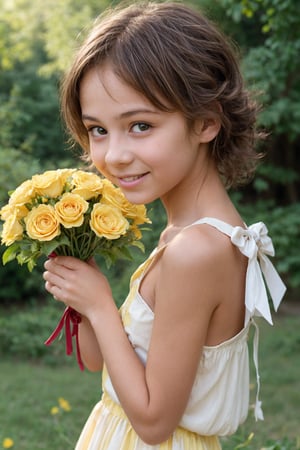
left=119, top=108, right=160, bottom=118
left=82, top=109, right=160, bottom=122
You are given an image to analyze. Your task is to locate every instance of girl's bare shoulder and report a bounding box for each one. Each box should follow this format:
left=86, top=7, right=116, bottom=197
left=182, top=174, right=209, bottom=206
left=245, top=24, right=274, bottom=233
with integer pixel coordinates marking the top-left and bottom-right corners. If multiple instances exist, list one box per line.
left=163, top=222, right=240, bottom=271
left=158, top=222, right=246, bottom=309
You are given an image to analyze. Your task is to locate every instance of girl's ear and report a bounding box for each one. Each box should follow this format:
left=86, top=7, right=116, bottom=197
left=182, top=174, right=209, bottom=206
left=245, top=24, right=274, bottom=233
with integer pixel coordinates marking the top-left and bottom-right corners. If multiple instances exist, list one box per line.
left=194, top=118, right=221, bottom=144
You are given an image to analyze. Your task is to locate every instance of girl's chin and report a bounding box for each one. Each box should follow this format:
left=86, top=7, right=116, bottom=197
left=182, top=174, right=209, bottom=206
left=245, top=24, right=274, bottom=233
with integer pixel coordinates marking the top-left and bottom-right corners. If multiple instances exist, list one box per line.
left=120, top=189, right=157, bottom=206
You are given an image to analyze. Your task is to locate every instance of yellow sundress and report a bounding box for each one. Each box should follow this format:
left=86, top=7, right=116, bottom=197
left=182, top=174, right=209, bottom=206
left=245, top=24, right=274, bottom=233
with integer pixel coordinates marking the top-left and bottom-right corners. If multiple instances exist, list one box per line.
left=75, top=218, right=286, bottom=449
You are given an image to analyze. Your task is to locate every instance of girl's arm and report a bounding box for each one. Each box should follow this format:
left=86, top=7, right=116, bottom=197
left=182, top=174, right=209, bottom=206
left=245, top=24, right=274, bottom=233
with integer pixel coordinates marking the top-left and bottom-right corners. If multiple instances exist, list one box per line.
left=45, top=258, right=103, bottom=372
left=43, top=226, right=245, bottom=445
left=78, top=315, right=103, bottom=372
left=77, top=259, right=103, bottom=372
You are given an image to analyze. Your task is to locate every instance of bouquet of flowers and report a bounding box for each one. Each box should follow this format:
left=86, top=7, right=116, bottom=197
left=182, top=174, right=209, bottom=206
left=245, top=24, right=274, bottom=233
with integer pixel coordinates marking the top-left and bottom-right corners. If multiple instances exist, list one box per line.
left=0, top=168, right=150, bottom=269
left=0, top=168, right=151, bottom=369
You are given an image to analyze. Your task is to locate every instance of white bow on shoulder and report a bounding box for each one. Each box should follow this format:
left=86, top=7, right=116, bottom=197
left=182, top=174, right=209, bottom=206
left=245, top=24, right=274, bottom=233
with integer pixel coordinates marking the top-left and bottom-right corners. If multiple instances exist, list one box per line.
left=231, top=222, right=286, bottom=326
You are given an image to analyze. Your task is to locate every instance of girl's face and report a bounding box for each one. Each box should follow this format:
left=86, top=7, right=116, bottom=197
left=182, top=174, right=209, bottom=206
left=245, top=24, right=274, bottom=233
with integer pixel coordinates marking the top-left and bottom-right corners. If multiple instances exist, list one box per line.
left=79, top=65, right=215, bottom=206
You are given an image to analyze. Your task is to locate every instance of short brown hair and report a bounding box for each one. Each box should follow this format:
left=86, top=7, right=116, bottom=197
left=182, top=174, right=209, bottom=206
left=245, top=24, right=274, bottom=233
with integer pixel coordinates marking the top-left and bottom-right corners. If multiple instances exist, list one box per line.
left=61, top=1, right=262, bottom=187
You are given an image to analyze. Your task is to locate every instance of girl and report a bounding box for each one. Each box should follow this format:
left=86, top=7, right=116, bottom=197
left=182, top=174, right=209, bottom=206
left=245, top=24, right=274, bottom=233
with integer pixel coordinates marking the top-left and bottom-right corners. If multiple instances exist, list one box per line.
left=43, top=2, right=286, bottom=449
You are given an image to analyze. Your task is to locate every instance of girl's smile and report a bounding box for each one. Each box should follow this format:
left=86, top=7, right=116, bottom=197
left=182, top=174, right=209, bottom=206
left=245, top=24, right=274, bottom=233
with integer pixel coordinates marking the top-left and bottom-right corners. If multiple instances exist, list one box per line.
left=117, top=173, right=150, bottom=187
left=79, top=65, right=218, bottom=208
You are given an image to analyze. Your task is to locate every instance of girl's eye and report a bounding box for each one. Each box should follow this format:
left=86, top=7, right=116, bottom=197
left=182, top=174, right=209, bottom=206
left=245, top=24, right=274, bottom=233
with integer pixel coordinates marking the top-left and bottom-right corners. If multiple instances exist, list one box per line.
left=131, top=123, right=150, bottom=133
left=89, top=126, right=107, bottom=137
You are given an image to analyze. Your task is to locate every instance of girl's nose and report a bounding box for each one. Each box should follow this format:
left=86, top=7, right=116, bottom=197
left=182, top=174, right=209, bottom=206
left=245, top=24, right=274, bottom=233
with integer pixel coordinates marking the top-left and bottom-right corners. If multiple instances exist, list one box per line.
left=104, top=139, right=133, bottom=166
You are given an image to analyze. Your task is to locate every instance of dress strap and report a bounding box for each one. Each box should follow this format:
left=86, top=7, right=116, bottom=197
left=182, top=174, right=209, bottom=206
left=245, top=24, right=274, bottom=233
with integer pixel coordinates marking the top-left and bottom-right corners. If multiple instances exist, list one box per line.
left=251, top=319, right=264, bottom=421
left=187, top=217, right=235, bottom=237
left=187, top=217, right=286, bottom=326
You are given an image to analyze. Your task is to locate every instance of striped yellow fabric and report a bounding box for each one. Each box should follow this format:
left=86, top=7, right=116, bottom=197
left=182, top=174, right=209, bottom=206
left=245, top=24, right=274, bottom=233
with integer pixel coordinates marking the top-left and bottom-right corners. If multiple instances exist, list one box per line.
left=75, top=392, right=221, bottom=450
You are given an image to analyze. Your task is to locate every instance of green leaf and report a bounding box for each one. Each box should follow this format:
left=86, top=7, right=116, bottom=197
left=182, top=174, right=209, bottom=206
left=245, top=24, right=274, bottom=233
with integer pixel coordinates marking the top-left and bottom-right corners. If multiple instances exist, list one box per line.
left=40, top=235, right=70, bottom=256
left=234, top=432, right=254, bottom=449
left=27, top=259, right=36, bottom=272
left=130, top=240, right=145, bottom=253
left=2, top=243, right=20, bottom=265
left=109, top=245, right=134, bottom=262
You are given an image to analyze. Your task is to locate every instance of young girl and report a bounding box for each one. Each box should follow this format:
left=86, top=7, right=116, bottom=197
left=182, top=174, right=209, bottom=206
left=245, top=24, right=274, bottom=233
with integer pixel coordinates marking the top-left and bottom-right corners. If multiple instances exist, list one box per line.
left=43, top=2, right=286, bottom=449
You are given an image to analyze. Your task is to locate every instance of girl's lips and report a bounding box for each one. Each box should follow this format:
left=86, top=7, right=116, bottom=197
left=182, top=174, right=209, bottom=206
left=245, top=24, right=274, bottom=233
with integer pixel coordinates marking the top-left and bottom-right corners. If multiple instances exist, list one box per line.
left=120, top=175, right=143, bottom=182
left=117, top=172, right=149, bottom=187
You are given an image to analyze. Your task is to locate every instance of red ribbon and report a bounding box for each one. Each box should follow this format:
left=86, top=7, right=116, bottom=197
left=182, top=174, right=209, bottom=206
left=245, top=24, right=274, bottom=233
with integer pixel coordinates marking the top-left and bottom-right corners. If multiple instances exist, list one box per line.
left=44, top=306, right=84, bottom=371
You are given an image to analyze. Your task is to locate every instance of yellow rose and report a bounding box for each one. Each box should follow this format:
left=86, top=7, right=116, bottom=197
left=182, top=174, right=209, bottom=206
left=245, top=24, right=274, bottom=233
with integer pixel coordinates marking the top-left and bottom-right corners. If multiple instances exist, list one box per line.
left=32, top=170, right=65, bottom=197
left=130, top=225, right=142, bottom=240
left=0, top=204, right=13, bottom=221
left=90, top=203, right=129, bottom=240
left=25, top=204, right=61, bottom=241
left=9, top=179, right=35, bottom=206
left=71, top=170, right=103, bottom=200
left=1, top=203, right=29, bottom=222
left=55, top=193, right=88, bottom=228
left=125, top=204, right=151, bottom=225
left=101, top=184, right=150, bottom=225
left=1, top=212, right=23, bottom=245
left=101, top=185, right=132, bottom=213
left=57, top=168, right=76, bottom=184
left=101, top=178, right=116, bottom=193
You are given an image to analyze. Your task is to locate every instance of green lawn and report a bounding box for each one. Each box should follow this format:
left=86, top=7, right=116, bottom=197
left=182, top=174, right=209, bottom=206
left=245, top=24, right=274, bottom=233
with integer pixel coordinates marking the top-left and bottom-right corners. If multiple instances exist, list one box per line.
left=0, top=361, right=101, bottom=449
left=1, top=314, right=299, bottom=449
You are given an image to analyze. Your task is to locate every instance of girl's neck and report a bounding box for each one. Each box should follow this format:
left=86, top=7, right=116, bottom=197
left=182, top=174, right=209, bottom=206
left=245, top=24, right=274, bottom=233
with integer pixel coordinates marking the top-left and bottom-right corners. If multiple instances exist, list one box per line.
left=162, top=164, right=229, bottom=228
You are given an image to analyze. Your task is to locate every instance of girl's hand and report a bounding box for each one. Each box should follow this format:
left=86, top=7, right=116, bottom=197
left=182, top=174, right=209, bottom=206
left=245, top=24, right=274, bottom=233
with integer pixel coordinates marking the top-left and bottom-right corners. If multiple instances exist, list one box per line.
left=43, top=256, right=113, bottom=319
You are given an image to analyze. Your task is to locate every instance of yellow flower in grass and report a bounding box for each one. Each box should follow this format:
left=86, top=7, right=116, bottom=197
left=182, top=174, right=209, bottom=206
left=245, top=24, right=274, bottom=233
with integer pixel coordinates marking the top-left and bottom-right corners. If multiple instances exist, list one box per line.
left=31, top=170, right=65, bottom=197
left=71, top=170, right=103, bottom=200
left=55, top=193, right=89, bottom=228
left=25, top=204, right=61, bottom=241
left=2, top=438, right=14, bottom=448
left=90, top=203, right=129, bottom=240
left=1, top=212, right=23, bottom=245
left=50, top=406, right=59, bottom=415
left=58, top=397, right=71, bottom=412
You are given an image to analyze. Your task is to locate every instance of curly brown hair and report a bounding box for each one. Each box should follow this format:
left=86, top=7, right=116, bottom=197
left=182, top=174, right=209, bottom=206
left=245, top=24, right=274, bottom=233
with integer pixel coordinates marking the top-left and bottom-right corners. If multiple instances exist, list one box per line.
left=61, top=1, right=262, bottom=188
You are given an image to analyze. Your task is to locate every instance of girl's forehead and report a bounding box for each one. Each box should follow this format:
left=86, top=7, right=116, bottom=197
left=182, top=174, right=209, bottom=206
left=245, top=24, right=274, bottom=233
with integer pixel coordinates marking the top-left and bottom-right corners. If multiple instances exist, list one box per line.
left=79, top=66, right=161, bottom=117
left=80, top=65, right=166, bottom=111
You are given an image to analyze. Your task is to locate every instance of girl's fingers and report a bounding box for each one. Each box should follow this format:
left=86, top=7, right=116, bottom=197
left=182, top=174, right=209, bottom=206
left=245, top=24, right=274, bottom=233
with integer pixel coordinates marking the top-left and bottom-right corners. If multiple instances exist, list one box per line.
left=43, top=268, right=69, bottom=300
left=44, top=280, right=59, bottom=300
left=44, top=255, right=80, bottom=271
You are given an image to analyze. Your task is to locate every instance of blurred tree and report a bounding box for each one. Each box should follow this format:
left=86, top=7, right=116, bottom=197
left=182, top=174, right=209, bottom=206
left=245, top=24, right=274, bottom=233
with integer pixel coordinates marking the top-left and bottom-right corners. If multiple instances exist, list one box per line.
left=217, top=0, right=300, bottom=291
left=219, top=0, right=300, bottom=204
left=0, top=0, right=114, bottom=165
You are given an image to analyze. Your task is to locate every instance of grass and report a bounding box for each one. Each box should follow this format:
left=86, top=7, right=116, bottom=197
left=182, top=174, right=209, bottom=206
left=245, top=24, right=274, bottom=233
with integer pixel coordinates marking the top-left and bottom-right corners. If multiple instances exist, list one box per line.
left=222, top=313, right=300, bottom=450
left=0, top=360, right=101, bottom=449
left=1, top=313, right=299, bottom=449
